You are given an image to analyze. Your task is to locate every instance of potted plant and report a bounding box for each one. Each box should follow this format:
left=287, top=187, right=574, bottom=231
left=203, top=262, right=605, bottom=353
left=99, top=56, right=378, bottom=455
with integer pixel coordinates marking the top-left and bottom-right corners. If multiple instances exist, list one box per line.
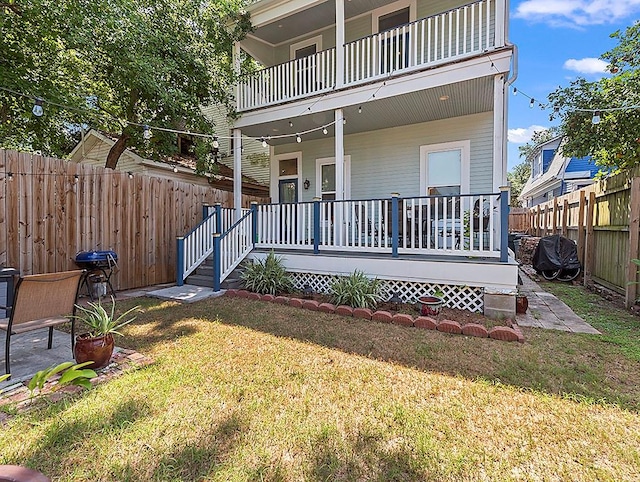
left=71, top=297, right=139, bottom=369
left=417, top=290, right=444, bottom=316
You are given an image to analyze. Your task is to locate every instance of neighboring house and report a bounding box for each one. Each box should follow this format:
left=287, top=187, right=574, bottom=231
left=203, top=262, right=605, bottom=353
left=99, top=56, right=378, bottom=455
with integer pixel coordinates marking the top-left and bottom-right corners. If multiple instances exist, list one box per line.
left=179, top=0, right=520, bottom=317
left=519, top=137, right=599, bottom=207
left=68, top=129, right=270, bottom=197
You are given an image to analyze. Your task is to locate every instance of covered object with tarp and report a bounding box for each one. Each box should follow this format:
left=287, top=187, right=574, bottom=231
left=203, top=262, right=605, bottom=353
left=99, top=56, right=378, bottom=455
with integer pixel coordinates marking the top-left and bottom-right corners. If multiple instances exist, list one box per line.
left=532, top=234, right=581, bottom=281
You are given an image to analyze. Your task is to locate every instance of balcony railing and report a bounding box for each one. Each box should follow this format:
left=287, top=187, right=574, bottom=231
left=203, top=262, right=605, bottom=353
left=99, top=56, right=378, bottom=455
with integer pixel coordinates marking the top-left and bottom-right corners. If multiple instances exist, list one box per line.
left=237, top=0, right=495, bottom=111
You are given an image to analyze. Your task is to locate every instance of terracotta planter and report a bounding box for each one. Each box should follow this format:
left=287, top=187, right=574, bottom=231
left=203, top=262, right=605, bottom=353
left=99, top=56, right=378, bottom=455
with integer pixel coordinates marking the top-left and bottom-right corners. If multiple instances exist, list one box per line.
left=74, top=333, right=115, bottom=369
left=516, top=294, right=529, bottom=314
left=417, top=296, right=443, bottom=317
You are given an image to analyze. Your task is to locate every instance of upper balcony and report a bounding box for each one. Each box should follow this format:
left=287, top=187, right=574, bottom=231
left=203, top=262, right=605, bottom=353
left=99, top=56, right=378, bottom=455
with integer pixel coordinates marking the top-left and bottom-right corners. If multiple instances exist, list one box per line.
left=237, top=0, right=507, bottom=113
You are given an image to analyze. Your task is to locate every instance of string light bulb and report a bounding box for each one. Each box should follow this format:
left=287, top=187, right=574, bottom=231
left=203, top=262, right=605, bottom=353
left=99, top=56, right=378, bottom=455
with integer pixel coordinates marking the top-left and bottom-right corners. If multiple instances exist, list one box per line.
left=289, top=121, right=294, bottom=128
left=296, top=133, right=302, bottom=143
left=7, top=172, right=13, bottom=181
left=173, top=165, right=179, bottom=173
left=32, top=98, right=44, bottom=117
left=513, top=87, right=517, bottom=96
left=128, top=172, right=134, bottom=179
left=143, top=125, right=152, bottom=140
left=592, top=111, right=601, bottom=125
left=261, top=137, right=268, bottom=148
left=358, top=106, right=362, bottom=114
left=529, top=98, right=535, bottom=109
left=343, top=118, right=347, bottom=125
left=212, top=136, right=219, bottom=149
left=323, top=127, right=328, bottom=135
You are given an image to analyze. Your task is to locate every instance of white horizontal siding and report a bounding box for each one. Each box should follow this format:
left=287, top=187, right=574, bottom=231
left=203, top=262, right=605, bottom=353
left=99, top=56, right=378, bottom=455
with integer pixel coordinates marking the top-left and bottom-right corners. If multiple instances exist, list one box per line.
left=274, top=112, right=494, bottom=202
left=201, top=104, right=270, bottom=185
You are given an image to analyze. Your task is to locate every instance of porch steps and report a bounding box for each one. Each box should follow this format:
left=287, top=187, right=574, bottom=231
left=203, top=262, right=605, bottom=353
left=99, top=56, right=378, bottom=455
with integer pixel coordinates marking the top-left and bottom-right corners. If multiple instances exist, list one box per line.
left=184, top=256, right=244, bottom=290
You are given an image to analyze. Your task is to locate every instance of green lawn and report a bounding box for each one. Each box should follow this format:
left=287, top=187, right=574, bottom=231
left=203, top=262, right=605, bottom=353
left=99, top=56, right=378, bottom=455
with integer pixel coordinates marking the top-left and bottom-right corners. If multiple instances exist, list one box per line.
left=1, top=286, right=639, bottom=481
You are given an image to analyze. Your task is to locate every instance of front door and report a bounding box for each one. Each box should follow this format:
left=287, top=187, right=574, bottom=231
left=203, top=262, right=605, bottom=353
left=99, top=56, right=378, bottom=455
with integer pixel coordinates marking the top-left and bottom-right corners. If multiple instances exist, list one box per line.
left=279, top=179, right=298, bottom=203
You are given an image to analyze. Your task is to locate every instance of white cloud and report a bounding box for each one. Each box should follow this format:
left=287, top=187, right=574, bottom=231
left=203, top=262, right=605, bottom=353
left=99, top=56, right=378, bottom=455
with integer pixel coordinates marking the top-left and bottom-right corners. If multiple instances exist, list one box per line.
left=514, top=0, right=640, bottom=26
left=508, top=125, right=548, bottom=144
left=563, top=57, right=609, bottom=74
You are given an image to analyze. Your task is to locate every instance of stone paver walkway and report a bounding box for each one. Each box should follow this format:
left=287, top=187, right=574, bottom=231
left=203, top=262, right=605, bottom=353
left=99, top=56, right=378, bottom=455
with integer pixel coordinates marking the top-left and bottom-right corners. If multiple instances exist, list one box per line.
left=516, top=268, right=600, bottom=334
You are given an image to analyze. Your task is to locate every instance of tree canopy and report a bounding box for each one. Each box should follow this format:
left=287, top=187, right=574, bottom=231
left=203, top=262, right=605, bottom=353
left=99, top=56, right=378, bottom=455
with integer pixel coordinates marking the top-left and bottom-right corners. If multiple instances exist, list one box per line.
left=549, top=22, right=640, bottom=171
left=0, top=0, right=252, bottom=168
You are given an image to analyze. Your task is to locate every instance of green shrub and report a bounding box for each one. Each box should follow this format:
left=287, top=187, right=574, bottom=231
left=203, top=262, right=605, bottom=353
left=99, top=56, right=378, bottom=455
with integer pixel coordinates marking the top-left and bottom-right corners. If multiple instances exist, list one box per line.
left=241, top=251, right=294, bottom=295
left=330, top=270, right=382, bottom=309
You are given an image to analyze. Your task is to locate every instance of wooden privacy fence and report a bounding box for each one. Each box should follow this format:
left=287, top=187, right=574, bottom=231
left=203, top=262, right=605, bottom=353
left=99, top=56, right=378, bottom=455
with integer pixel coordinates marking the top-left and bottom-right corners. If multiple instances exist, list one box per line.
left=0, top=149, right=265, bottom=291
left=508, top=207, right=530, bottom=233
left=520, top=166, right=640, bottom=308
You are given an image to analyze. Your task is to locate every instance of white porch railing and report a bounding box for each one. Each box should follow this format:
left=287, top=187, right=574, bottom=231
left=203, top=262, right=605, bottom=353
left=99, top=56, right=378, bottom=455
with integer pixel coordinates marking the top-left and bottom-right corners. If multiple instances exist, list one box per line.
left=217, top=211, right=253, bottom=286
left=345, top=0, right=494, bottom=84
left=237, top=48, right=336, bottom=111
left=237, top=0, right=494, bottom=111
left=255, top=193, right=503, bottom=258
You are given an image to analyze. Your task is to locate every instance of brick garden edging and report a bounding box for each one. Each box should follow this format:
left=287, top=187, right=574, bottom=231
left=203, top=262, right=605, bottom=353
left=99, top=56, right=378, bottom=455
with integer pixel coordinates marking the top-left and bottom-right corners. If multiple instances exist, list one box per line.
left=0, top=348, right=154, bottom=424
left=225, top=290, right=525, bottom=343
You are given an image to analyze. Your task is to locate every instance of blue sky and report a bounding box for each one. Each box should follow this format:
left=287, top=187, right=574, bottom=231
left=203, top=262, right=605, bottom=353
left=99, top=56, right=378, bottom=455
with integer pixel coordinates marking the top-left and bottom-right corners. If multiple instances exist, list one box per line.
left=506, top=0, right=640, bottom=171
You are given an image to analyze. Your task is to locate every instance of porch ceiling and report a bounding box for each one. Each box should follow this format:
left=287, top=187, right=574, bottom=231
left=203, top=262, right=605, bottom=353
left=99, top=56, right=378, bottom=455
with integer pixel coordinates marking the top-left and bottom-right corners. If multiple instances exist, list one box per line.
left=249, top=0, right=389, bottom=45
left=239, top=76, right=494, bottom=145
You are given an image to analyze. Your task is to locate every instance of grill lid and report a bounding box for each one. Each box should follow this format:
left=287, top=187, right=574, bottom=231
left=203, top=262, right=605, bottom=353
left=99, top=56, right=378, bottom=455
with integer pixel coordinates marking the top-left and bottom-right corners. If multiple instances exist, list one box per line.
left=75, top=250, right=118, bottom=262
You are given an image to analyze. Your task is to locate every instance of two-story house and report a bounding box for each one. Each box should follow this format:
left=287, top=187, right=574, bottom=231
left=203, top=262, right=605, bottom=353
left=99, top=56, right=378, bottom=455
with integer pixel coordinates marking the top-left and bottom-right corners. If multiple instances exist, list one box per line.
left=519, top=136, right=599, bottom=207
left=179, top=0, right=519, bottom=317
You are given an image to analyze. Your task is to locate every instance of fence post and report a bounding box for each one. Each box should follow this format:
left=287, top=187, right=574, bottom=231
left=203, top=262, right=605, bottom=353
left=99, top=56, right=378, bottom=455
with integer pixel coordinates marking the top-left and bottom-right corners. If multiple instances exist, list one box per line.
left=584, top=191, right=596, bottom=287
left=499, top=186, right=509, bottom=262
left=391, top=193, right=399, bottom=258
left=562, top=199, right=569, bottom=237
left=625, top=177, right=640, bottom=308
left=250, top=201, right=258, bottom=246
left=202, top=203, right=210, bottom=222
left=313, top=197, right=320, bottom=254
left=552, top=197, right=558, bottom=233
left=176, top=237, right=185, bottom=286
left=536, top=205, right=541, bottom=236
left=577, top=191, right=586, bottom=265
left=214, top=203, right=222, bottom=234
left=213, top=233, right=221, bottom=292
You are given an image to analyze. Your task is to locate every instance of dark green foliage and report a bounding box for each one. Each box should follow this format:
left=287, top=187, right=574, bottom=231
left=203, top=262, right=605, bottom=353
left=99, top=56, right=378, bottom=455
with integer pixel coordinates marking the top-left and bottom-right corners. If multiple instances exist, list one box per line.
left=241, top=251, right=294, bottom=295
left=549, top=23, right=640, bottom=170
left=330, top=270, right=382, bottom=309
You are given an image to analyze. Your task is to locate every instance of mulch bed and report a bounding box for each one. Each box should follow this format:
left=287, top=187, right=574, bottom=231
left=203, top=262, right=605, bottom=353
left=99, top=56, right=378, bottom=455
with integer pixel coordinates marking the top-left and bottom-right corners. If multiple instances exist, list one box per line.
left=291, top=292, right=512, bottom=331
left=0, top=348, right=153, bottom=424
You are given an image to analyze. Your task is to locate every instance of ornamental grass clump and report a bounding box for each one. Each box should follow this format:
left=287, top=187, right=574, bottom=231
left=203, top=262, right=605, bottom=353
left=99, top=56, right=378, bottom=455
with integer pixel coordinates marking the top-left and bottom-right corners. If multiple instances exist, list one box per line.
left=241, top=251, right=294, bottom=295
left=330, top=270, right=382, bottom=309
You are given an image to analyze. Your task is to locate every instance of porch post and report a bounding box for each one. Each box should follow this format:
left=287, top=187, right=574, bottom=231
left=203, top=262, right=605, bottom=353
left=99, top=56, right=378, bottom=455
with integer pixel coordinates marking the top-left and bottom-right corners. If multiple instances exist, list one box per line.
left=313, top=197, right=321, bottom=254
left=214, top=203, right=222, bottom=234
left=495, top=0, right=506, bottom=47
left=176, top=236, right=184, bottom=286
left=233, top=128, right=243, bottom=221
left=213, top=233, right=221, bottom=292
left=202, top=203, right=210, bottom=221
left=499, top=186, right=510, bottom=262
left=335, top=108, right=345, bottom=244
left=335, top=0, right=345, bottom=88
left=250, top=201, right=258, bottom=246
left=391, top=193, right=399, bottom=258
left=492, top=74, right=507, bottom=192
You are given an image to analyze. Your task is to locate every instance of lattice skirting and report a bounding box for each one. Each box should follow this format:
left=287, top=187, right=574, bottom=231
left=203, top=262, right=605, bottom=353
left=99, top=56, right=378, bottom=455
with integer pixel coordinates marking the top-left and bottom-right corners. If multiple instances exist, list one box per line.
left=288, top=271, right=484, bottom=313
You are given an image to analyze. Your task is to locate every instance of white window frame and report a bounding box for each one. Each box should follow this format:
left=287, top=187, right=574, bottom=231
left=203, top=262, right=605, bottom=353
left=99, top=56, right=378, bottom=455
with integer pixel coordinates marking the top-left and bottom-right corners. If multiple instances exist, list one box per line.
left=290, top=35, right=323, bottom=60
left=315, top=156, right=351, bottom=200
left=270, top=152, right=302, bottom=202
left=419, top=140, right=471, bottom=196
left=372, top=0, right=416, bottom=33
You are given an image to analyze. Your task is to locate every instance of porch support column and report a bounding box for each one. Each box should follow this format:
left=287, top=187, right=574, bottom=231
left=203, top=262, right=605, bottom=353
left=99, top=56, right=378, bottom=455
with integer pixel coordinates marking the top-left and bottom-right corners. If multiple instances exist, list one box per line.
left=493, top=74, right=508, bottom=257
left=233, top=128, right=242, bottom=220
left=492, top=74, right=507, bottom=192
left=335, top=0, right=345, bottom=88
left=335, top=108, right=344, bottom=201
left=335, top=108, right=345, bottom=243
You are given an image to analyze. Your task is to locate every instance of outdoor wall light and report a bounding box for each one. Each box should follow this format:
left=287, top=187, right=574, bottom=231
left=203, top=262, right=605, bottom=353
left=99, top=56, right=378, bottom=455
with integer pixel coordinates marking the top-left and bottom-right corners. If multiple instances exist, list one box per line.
left=303, top=179, right=310, bottom=190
